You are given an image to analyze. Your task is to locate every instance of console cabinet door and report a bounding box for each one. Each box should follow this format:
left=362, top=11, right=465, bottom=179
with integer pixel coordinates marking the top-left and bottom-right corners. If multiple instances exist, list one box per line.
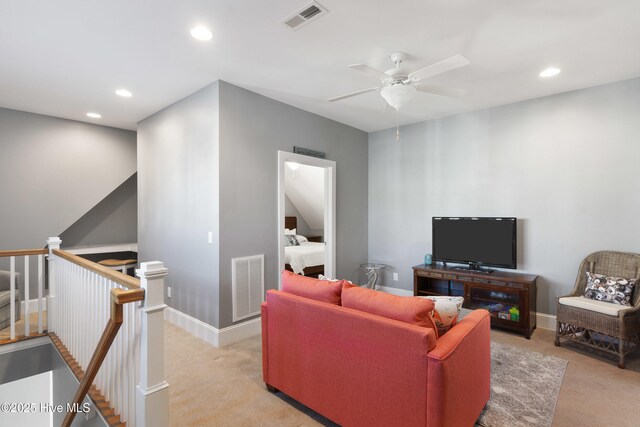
left=464, top=282, right=526, bottom=326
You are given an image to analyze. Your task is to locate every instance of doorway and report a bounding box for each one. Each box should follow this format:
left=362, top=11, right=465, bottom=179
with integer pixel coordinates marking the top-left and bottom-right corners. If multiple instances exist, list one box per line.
left=277, top=151, right=336, bottom=288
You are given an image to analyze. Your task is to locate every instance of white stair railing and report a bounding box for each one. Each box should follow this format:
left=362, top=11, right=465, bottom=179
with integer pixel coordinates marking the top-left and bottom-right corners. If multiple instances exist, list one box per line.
left=46, top=237, right=169, bottom=427
left=0, top=248, right=47, bottom=341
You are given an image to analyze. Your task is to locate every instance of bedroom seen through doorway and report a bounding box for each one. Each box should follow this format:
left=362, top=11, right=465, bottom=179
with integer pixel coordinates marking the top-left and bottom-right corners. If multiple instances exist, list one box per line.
left=277, top=151, right=335, bottom=289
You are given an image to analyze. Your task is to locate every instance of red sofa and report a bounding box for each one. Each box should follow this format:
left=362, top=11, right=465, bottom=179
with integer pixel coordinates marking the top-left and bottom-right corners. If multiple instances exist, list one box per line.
left=261, top=271, right=491, bottom=427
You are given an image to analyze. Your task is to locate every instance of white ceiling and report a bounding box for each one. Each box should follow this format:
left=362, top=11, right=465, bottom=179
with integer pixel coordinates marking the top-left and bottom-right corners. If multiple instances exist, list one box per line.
left=1, top=1, right=639, bottom=132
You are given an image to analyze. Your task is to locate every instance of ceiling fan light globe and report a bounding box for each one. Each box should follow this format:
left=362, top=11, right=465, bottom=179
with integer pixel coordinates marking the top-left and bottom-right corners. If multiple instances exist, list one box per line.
left=380, top=84, right=416, bottom=110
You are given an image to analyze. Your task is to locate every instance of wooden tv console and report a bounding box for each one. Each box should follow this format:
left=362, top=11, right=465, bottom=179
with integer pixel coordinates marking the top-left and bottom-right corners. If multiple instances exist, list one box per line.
left=413, top=264, right=538, bottom=339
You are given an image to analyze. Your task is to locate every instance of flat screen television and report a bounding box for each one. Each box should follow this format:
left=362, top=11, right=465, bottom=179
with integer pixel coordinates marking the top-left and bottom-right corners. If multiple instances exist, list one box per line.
left=432, top=217, right=517, bottom=270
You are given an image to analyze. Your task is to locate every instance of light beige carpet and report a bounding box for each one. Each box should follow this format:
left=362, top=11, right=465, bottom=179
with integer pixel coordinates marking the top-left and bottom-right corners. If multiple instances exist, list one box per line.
left=166, top=322, right=640, bottom=427
left=165, top=321, right=335, bottom=427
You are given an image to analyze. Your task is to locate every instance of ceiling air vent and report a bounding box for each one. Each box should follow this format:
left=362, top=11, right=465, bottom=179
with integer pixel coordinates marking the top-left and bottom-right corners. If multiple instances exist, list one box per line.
left=282, top=2, right=328, bottom=30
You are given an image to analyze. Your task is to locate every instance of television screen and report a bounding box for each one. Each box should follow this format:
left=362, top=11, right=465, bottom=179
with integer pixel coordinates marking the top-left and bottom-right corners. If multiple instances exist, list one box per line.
left=432, top=217, right=517, bottom=269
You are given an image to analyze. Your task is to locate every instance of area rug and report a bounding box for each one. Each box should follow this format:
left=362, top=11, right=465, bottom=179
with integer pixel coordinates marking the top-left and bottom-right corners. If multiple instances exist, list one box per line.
left=476, top=342, right=568, bottom=427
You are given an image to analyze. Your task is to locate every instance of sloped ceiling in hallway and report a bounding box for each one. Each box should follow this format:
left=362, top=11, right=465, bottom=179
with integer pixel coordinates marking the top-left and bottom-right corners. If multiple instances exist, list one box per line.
left=60, top=173, right=137, bottom=247
left=0, top=107, right=136, bottom=251
left=284, top=163, right=324, bottom=230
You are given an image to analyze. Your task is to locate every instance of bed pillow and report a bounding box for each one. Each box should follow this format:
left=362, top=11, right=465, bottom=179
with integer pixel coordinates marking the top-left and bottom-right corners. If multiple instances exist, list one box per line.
left=584, top=272, right=636, bottom=306
left=281, top=270, right=343, bottom=305
left=283, top=235, right=300, bottom=247
left=417, top=296, right=464, bottom=337
left=295, top=235, right=308, bottom=243
left=341, top=282, right=436, bottom=332
left=284, top=228, right=296, bottom=236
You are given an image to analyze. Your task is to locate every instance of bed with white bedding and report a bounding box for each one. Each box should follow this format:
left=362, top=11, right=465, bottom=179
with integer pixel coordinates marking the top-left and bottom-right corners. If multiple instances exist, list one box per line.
left=285, top=241, right=325, bottom=275
left=284, top=216, right=324, bottom=276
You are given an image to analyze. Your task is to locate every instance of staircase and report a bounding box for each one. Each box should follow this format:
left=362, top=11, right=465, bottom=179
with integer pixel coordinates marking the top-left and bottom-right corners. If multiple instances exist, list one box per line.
left=0, top=238, right=169, bottom=427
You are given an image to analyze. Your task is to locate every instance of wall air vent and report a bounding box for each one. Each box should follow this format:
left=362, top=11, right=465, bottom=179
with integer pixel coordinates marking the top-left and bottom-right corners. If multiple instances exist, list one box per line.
left=232, top=254, right=264, bottom=322
left=282, top=2, right=328, bottom=30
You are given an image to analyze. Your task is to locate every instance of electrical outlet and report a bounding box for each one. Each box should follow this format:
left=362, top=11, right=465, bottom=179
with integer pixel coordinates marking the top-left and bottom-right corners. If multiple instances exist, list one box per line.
left=167, top=287, right=172, bottom=298
left=393, top=272, right=398, bottom=281
left=208, top=231, right=213, bottom=244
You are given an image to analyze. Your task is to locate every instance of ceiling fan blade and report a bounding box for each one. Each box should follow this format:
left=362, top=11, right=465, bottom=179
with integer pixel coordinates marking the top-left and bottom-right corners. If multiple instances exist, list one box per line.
left=417, top=84, right=467, bottom=97
left=409, top=54, right=470, bottom=81
left=348, top=64, right=389, bottom=80
left=328, top=87, right=379, bottom=102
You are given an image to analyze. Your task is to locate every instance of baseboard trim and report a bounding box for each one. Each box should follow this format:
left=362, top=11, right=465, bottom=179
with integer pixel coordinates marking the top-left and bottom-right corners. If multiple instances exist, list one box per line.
left=20, top=298, right=47, bottom=314
left=536, top=312, right=556, bottom=331
left=164, top=307, right=261, bottom=348
left=377, top=285, right=412, bottom=296
left=378, top=286, right=557, bottom=331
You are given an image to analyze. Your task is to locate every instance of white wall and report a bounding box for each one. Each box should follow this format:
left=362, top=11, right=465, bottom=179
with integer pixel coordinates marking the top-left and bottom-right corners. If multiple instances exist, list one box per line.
left=368, top=78, right=640, bottom=315
left=284, top=194, right=312, bottom=236
left=284, top=163, right=325, bottom=234
left=0, top=371, right=51, bottom=427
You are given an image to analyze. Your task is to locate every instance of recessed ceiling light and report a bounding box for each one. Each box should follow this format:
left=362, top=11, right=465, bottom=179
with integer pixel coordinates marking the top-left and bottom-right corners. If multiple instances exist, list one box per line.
left=190, top=26, right=213, bottom=41
left=115, top=89, right=132, bottom=97
left=86, top=112, right=101, bottom=119
left=540, top=67, right=561, bottom=78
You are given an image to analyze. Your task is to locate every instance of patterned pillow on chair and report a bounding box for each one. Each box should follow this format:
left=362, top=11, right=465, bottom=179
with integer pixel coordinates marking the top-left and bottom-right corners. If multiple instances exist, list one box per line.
left=584, top=272, right=636, bottom=306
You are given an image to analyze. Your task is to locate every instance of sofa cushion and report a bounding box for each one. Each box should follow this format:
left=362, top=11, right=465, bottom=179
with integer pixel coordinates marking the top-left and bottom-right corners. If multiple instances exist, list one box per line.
left=341, top=282, right=436, bottom=330
left=281, top=270, right=343, bottom=305
left=559, top=296, right=627, bottom=316
left=0, top=290, right=16, bottom=308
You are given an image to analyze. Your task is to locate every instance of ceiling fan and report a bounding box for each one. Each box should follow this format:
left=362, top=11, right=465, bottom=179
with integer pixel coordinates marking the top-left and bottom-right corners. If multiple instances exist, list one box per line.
left=328, top=52, right=470, bottom=110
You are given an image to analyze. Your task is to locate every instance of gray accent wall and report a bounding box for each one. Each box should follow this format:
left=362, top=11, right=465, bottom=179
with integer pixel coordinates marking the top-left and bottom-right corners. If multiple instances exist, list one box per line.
left=368, top=77, right=640, bottom=315
left=60, top=173, right=138, bottom=247
left=137, top=82, right=220, bottom=328
left=0, top=107, right=136, bottom=296
left=0, top=107, right=136, bottom=250
left=138, top=81, right=367, bottom=329
left=218, top=81, right=368, bottom=328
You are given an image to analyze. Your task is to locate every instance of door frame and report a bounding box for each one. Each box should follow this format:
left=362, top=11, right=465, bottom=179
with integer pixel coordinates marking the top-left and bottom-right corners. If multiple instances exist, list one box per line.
left=277, top=150, right=336, bottom=289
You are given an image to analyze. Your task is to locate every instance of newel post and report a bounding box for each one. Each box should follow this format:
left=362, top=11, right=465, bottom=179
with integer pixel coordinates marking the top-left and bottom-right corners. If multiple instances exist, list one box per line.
left=136, top=261, right=169, bottom=427
left=46, top=237, right=61, bottom=333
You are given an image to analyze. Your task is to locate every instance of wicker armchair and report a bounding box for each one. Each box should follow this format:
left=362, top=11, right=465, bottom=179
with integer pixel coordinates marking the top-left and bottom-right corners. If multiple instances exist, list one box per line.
left=555, top=251, right=640, bottom=368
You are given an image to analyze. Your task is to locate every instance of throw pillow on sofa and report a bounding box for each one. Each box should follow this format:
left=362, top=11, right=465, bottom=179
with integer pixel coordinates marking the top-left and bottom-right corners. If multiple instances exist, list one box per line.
left=418, top=296, right=464, bottom=337
left=318, top=274, right=352, bottom=284
left=341, top=282, right=437, bottom=332
left=281, top=270, right=344, bottom=305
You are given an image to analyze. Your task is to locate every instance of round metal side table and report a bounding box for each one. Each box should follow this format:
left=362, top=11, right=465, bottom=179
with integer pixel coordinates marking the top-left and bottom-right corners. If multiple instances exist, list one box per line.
left=359, top=263, right=387, bottom=290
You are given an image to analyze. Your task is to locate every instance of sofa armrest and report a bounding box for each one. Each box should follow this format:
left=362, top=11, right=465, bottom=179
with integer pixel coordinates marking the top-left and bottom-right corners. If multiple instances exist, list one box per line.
left=0, top=270, right=10, bottom=292
left=426, top=309, right=491, bottom=427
